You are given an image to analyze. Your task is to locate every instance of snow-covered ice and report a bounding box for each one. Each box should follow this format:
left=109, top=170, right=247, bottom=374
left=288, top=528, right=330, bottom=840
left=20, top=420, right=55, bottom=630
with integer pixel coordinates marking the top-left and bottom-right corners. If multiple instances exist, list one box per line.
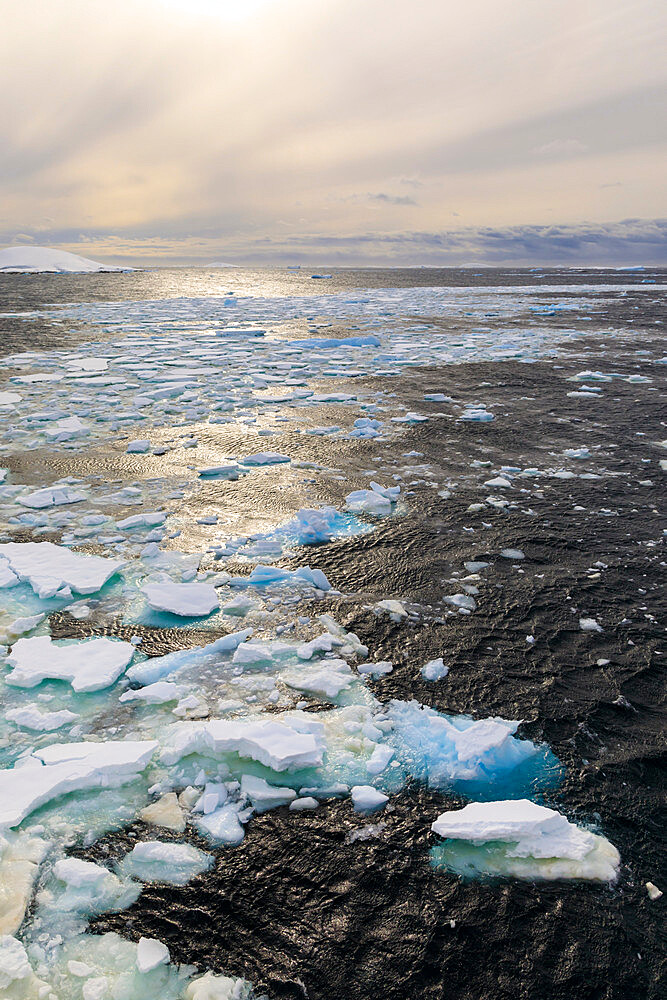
left=0, top=245, right=127, bottom=273
left=141, top=580, right=220, bottom=617
left=431, top=799, right=620, bottom=881
left=6, top=636, right=135, bottom=692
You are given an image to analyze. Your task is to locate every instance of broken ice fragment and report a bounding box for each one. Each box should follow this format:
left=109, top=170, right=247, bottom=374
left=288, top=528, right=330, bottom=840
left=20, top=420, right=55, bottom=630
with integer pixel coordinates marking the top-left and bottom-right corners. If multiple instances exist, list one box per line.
left=136, top=937, right=170, bottom=973
left=240, top=774, right=296, bottom=812
left=0, top=541, right=124, bottom=596
left=350, top=785, right=389, bottom=812
left=421, top=658, right=449, bottom=681
left=431, top=799, right=620, bottom=882
left=161, top=717, right=324, bottom=771
left=119, top=841, right=213, bottom=886
left=579, top=617, right=603, bottom=632
left=19, top=486, right=87, bottom=509
left=0, top=740, right=157, bottom=829
left=6, top=636, right=135, bottom=692
left=126, top=439, right=150, bottom=453
left=139, top=793, right=186, bottom=832
left=5, top=707, right=79, bottom=732
left=141, top=580, right=220, bottom=617
left=241, top=452, right=290, bottom=466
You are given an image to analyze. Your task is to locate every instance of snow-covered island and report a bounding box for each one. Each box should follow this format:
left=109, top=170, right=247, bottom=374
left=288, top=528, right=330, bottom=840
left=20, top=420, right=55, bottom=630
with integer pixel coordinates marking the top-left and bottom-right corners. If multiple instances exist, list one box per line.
left=0, top=245, right=131, bottom=274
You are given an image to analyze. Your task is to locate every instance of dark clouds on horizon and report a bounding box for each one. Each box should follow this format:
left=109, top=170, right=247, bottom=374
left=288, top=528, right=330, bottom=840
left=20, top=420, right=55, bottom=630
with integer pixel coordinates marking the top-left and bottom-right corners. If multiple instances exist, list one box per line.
left=6, top=218, right=665, bottom=267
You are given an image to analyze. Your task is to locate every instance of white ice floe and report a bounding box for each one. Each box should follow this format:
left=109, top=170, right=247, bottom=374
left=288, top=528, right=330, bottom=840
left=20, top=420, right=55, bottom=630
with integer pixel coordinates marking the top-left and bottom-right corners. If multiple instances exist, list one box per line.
left=116, top=512, right=166, bottom=530
left=141, top=580, right=220, bottom=617
left=241, top=774, right=296, bottom=812
left=376, top=599, right=408, bottom=620
left=421, top=658, right=449, bottom=681
left=120, top=841, right=212, bottom=886
left=0, top=245, right=126, bottom=273
left=579, top=617, right=603, bottom=632
left=460, top=405, right=493, bottom=422
left=18, top=486, right=87, bottom=509
left=126, top=439, right=151, bottom=453
left=350, top=785, right=389, bottom=812
left=44, top=857, right=141, bottom=932
left=290, top=797, right=318, bottom=811
left=120, top=681, right=188, bottom=705
left=356, top=660, right=393, bottom=678
left=161, top=717, right=324, bottom=771
left=43, top=416, right=89, bottom=442
left=0, top=740, right=157, bottom=829
left=345, top=481, right=399, bottom=516
left=241, top=452, right=290, bottom=466
left=139, top=793, right=186, bottom=832
left=0, top=541, right=124, bottom=597
left=0, top=833, right=49, bottom=935
left=431, top=799, right=620, bottom=881
left=280, top=659, right=355, bottom=700
left=136, top=937, right=170, bottom=974
left=6, top=636, right=135, bottom=692
left=197, top=803, right=246, bottom=845
left=5, top=706, right=78, bottom=732
left=229, top=564, right=332, bottom=591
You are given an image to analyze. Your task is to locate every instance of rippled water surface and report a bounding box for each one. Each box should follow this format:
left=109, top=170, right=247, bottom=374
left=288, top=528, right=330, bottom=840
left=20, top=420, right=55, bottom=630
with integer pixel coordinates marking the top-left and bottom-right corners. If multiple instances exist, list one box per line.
left=0, top=267, right=664, bottom=1000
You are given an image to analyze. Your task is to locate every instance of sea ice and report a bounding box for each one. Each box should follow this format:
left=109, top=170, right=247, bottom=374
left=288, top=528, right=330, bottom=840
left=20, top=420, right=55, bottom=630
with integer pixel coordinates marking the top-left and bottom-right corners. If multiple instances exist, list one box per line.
left=136, top=937, right=170, bottom=973
left=141, top=580, right=219, bottom=617
left=120, top=681, right=188, bottom=705
left=345, top=482, right=399, bottom=516
left=431, top=799, right=620, bottom=881
left=385, top=699, right=550, bottom=792
left=139, top=793, right=186, bottom=832
left=18, top=487, right=87, bottom=509
left=0, top=833, right=49, bottom=934
left=579, top=617, right=603, bottom=632
left=6, top=636, right=135, bottom=692
left=5, top=707, right=79, bottom=732
left=241, top=452, right=290, bottom=466
left=241, top=774, right=296, bottom=812
left=280, top=659, right=355, bottom=699
left=0, top=541, right=124, bottom=597
left=0, top=740, right=157, bottom=829
left=125, top=630, right=252, bottom=685
left=161, top=717, right=324, bottom=771
left=350, top=785, right=389, bottom=812
left=229, top=564, right=332, bottom=591
left=119, top=841, right=212, bottom=886
left=421, top=658, right=449, bottom=681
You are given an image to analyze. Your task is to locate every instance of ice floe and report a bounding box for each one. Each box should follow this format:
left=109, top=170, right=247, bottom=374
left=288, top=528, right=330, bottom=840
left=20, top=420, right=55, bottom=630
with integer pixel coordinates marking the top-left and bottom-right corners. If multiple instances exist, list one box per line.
left=141, top=580, right=220, bottom=617
left=6, top=636, right=135, bottom=692
left=0, top=740, right=157, bottom=830
left=0, top=542, right=124, bottom=597
left=431, top=799, right=620, bottom=881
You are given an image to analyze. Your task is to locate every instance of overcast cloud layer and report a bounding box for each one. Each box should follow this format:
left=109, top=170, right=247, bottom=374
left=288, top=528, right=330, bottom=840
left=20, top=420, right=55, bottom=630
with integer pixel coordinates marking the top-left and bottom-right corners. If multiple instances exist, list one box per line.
left=1, top=0, right=666, bottom=266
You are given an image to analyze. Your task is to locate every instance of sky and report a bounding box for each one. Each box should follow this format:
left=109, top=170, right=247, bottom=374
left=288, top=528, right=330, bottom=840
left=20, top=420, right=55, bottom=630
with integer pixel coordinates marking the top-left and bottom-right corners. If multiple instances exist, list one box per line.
left=1, top=0, right=666, bottom=266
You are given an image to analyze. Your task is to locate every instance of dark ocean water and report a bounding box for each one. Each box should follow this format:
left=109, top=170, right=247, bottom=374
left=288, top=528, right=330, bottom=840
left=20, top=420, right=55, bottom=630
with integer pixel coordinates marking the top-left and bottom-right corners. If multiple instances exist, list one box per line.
left=1, top=267, right=665, bottom=999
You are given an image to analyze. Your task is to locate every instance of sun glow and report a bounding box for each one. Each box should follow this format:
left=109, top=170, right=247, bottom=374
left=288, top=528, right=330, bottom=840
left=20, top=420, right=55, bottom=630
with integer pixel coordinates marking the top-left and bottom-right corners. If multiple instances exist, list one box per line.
left=158, top=0, right=276, bottom=22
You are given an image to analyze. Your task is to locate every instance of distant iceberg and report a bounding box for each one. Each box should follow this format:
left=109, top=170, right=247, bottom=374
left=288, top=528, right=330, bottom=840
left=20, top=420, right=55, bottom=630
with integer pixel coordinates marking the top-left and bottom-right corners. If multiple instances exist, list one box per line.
left=0, top=245, right=130, bottom=273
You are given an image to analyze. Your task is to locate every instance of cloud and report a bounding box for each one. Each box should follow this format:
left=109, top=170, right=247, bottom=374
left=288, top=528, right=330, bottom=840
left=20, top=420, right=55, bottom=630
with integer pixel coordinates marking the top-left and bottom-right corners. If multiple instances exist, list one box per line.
left=0, top=0, right=664, bottom=254
left=367, top=193, right=417, bottom=206
left=533, top=139, right=588, bottom=157
left=3, top=218, right=663, bottom=267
